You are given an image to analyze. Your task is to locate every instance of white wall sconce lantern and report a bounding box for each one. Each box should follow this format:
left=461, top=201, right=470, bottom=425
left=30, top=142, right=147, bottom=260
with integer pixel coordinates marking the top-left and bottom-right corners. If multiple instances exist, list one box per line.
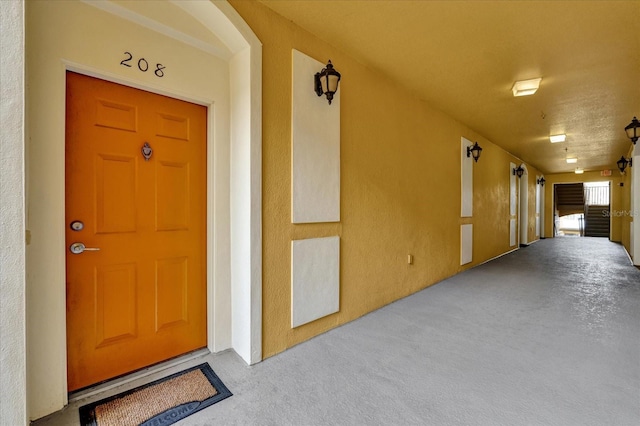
left=625, top=116, right=639, bottom=144
left=513, top=165, right=525, bottom=178
left=617, top=156, right=633, bottom=174
left=315, top=60, right=341, bottom=105
left=467, top=141, right=483, bottom=162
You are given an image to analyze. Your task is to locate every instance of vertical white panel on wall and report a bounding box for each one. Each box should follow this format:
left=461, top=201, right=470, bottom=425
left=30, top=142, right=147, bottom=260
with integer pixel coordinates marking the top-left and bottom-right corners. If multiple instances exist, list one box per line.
left=460, top=224, right=473, bottom=265
left=632, top=147, right=640, bottom=265
left=535, top=177, right=540, bottom=237
left=292, top=50, right=340, bottom=223
left=519, top=166, right=529, bottom=245
left=509, top=163, right=517, bottom=246
left=536, top=176, right=541, bottom=214
left=539, top=180, right=545, bottom=238
left=631, top=221, right=635, bottom=263
left=461, top=137, right=473, bottom=217
left=510, top=162, right=516, bottom=216
left=291, top=236, right=340, bottom=328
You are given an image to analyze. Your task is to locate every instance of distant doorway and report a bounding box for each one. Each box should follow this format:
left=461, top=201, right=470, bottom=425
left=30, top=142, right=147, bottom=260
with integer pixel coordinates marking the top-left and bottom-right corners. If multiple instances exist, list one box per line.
left=583, top=182, right=611, bottom=238
left=554, top=181, right=610, bottom=238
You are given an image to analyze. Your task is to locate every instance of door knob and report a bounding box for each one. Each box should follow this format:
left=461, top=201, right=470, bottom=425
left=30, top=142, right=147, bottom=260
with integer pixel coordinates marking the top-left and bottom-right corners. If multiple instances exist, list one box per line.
left=69, top=242, right=101, bottom=254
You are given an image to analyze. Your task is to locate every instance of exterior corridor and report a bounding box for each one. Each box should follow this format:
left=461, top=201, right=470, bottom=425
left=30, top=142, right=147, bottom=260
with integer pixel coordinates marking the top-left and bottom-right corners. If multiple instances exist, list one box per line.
left=35, top=237, right=640, bottom=426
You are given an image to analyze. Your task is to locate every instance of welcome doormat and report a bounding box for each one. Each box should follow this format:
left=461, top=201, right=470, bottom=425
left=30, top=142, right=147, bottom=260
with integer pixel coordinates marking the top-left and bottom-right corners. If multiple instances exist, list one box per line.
left=79, top=363, right=232, bottom=426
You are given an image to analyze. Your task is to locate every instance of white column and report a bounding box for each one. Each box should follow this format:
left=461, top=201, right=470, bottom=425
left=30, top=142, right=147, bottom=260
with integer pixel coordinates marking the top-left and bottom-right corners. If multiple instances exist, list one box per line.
left=0, top=1, right=28, bottom=424
left=632, top=146, right=640, bottom=265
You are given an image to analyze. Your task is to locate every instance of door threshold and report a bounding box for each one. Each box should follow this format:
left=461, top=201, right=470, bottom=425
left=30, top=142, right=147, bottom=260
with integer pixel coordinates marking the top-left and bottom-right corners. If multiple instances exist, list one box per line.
left=68, top=348, right=211, bottom=403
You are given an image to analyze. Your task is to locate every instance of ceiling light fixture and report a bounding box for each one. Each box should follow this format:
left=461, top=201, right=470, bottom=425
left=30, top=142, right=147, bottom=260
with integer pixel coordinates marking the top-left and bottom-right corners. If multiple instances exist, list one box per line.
left=564, top=147, right=577, bottom=164
left=550, top=134, right=566, bottom=143
left=314, top=60, right=341, bottom=105
left=617, top=156, right=633, bottom=174
left=512, top=78, right=542, bottom=97
left=575, top=168, right=584, bottom=174
left=625, top=116, right=639, bottom=144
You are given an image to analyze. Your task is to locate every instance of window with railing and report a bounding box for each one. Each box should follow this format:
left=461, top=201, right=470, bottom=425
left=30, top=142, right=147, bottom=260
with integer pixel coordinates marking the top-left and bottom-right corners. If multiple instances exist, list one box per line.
left=584, top=182, right=609, bottom=206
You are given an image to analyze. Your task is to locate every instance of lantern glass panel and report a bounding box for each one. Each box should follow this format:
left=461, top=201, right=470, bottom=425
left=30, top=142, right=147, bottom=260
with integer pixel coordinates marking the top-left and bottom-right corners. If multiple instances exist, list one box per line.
left=626, top=126, right=636, bottom=139
left=327, top=74, right=339, bottom=93
left=320, top=75, right=329, bottom=94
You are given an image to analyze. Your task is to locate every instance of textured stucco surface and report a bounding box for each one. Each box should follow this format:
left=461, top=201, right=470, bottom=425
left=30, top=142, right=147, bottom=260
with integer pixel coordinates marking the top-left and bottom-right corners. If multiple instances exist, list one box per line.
left=35, top=237, right=640, bottom=425
left=229, top=0, right=542, bottom=359
left=0, top=1, right=27, bottom=424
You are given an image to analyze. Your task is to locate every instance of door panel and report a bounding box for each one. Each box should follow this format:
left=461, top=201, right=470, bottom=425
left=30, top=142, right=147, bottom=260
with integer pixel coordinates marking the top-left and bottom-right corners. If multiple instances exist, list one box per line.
left=65, top=71, right=207, bottom=391
left=96, top=154, right=137, bottom=233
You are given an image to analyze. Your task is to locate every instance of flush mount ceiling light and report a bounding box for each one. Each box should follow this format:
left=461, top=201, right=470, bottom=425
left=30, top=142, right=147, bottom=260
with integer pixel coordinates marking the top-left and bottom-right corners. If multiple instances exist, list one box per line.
left=550, top=134, right=566, bottom=143
left=575, top=168, right=584, bottom=174
left=512, top=78, right=542, bottom=97
left=564, top=148, right=577, bottom=164
left=625, top=116, right=639, bottom=144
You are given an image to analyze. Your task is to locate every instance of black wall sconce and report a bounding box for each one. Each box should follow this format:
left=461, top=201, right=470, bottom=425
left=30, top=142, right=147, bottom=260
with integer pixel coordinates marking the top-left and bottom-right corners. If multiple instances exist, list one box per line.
left=537, top=177, right=545, bottom=186
left=315, top=60, right=341, bottom=105
left=466, top=142, right=483, bottom=162
left=617, top=155, right=633, bottom=173
left=625, top=117, right=639, bottom=144
left=513, top=165, right=525, bottom=178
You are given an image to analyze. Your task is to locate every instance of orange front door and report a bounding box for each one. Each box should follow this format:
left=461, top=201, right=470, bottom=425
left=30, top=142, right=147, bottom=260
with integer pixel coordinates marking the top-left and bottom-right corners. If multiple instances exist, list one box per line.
left=65, top=72, right=207, bottom=391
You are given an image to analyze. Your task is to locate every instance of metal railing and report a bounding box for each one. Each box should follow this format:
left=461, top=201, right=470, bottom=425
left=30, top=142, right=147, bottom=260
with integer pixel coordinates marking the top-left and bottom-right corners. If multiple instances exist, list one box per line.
left=584, top=185, right=609, bottom=206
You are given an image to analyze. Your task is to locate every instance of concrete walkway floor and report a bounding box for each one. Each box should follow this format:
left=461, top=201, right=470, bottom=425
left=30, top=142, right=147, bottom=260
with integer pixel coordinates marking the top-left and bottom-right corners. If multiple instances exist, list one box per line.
left=34, top=237, right=640, bottom=426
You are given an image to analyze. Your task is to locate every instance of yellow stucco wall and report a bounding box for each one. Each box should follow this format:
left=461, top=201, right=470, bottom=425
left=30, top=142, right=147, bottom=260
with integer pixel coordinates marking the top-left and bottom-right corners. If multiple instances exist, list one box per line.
left=229, top=0, right=540, bottom=358
left=542, top=171, right=627, bottom=244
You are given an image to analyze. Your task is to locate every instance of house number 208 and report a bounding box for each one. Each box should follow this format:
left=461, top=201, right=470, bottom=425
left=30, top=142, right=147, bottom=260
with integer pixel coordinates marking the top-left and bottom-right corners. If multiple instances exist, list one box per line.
left=120, top=51, right=166, bottom=77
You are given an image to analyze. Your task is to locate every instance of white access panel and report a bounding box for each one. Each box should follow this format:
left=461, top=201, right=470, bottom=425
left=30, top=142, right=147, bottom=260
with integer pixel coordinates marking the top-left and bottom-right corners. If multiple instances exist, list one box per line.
left=460, top=224, right=473, bottom=265
left=510, top=218, right=517, bottom=247
left=291, top=236, right=340, bottom=328
left=292, top=49, right=340, bottom=223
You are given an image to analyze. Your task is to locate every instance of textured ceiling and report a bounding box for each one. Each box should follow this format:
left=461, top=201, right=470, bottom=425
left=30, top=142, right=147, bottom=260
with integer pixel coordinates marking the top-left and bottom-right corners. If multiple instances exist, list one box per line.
left=258, top=0, right=640, bottom=174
